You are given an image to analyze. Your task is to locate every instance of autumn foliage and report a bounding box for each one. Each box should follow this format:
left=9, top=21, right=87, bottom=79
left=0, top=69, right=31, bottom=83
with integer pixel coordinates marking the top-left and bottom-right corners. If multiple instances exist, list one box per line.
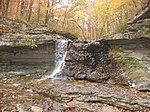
left=0, top=0, right=149, bottom=40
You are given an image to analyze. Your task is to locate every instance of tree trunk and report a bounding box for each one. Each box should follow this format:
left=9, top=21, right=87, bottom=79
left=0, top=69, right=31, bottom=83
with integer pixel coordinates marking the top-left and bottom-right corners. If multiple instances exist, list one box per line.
left=62, top=6, right=68, bottom=27
left=37, top=0, right=40, bottom=22
left=1, top=0, right=10, bottom=17
left=73, top=20, right=86, bottom=40
left=16, top=0, right=20, bottom=18
left=24, top=1, right=29, bottom=20
left=20, top=0, right=24, bottom=17
left=45, top=0, right=50, bottom=24
left=1, top=0, right=4, bottom=16
left=28, top=0, right=33, bottom=22
left=0, top=0, right=2, bottom=15
left=128, top=0, right=150, bottom=24
left=5, top=0, right=10, bottom=17
left=62, top=0, right=69, bottom=27
left=49, top=0, right=55, bottom=22
left=132, top=0, right=138, bottom=13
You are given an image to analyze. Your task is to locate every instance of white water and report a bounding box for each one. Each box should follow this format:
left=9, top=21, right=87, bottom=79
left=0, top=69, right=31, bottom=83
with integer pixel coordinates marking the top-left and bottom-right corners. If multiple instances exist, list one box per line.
left=42, top=39, right=68, bottom=80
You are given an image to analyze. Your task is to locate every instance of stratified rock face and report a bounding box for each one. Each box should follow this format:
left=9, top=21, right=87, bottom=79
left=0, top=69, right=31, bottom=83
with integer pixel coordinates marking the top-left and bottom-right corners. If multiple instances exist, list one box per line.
left=109, top=37, right=150, bottom=91
left=62, top=40, right=128, bottom=84
left=0, top=41, right=55, bottom=77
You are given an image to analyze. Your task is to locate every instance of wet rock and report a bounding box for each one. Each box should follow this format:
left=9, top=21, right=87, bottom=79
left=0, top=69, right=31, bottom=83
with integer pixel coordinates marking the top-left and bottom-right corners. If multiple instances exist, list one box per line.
left=62, top=40, right=127, bottom=85
left=100, top=107, right=117, bottom=112
left=74, top=73, right=86, bottom=80
left=1, top=76, right=150, bottom=112
left=31, top=106, right=43, bottom=112
left=26, top=79, right=150, bottom=111
left=135, top=81, right=150, bottom=91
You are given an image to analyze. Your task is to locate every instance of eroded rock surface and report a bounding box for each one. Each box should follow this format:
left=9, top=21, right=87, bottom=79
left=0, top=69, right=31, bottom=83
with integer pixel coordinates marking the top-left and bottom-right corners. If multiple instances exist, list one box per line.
left=0, top=41, right=55, bottom=77
left=1, top=76, right=150, bottom=112
left=109, top=37, right=150, bottom=91
left=61, top=40, right=128, bottom=85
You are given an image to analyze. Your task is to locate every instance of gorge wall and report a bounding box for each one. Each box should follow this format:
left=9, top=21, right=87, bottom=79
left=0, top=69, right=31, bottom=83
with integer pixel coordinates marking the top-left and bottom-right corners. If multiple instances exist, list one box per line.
left=61, top=40, right=129, bottom=85
left=62, top=37, right=150, bottom=89
left=108, top=37, right=150, bottom=91
left=0, top=18, right=150, bottom=90
left=0, top=41, right=55, bottom=77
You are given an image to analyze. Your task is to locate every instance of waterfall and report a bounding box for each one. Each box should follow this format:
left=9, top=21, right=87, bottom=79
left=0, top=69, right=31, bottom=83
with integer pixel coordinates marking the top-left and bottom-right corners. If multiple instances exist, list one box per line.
left=42, top=39, right=68, bottom=80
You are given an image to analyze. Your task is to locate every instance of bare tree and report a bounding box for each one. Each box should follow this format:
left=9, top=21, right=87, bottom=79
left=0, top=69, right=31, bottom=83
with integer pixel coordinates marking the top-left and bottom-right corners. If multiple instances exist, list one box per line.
left=0, top=0, right=2, bottom=15
left=1, top=0, right=10, bottom=17
left=132, top=0, right=138, bottom=13
left=128, top=0, right=150, bottom=23
left=37, top=0, right=40, bottom=22
left=19, top=0, right=24, bottom=17
left=28, top=0, right=33, bottom=22
left=45, top=0, right=50, bottom=24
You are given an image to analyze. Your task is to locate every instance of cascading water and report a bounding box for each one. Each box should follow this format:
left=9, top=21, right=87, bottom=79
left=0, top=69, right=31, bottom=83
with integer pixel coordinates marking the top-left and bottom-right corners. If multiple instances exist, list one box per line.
left=42, top=39, right=68, bottom=80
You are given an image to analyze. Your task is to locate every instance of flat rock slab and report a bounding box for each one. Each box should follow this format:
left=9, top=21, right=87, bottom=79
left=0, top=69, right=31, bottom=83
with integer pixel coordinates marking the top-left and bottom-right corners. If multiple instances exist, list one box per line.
left=29, top=79, right=150, bottom=111
left=1, top=75, right=149, bottom=112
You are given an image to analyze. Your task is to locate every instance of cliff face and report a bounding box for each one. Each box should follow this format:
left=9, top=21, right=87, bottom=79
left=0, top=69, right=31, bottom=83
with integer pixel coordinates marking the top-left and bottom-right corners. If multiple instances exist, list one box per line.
left=107, top=19, right=150, bottom=90
left=0, top=18, right=150, bottom=90
left=109, top=37, right=150, bottom=90
left=0, top=42, right=55, bottom=77
left=62, top=37, right=150, bottom=89
left=62, top=19, right=150, bottom=89
left=61, top=40, right=129, bottom=85
left=63, top=41, right=111, bottom=81
left=104, top=19, right=150, bottom=40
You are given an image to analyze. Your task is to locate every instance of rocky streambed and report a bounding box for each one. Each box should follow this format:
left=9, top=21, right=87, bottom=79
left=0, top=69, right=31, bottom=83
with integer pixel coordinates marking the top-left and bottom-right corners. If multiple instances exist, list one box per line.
left=1, top=38, right=150, bottom=112
left=0, top=75, right=150, bottom=112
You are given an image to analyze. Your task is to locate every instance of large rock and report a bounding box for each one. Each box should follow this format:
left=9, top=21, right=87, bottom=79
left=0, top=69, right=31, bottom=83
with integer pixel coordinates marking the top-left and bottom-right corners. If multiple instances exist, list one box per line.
left=103, top=19, right=150, bottom=40
left=109, top=37, right=150, bottom=91
left=0, top=41, right=55, bottom=77
left=62, top=40, right=128, bottom=85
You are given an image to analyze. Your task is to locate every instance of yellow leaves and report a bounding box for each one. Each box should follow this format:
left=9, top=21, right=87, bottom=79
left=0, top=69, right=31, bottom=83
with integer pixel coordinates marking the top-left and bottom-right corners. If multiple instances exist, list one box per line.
left=95, top=0, right=132, bottom=14
left=41, top=7, right=51, bottom=12
left=75, top=10, right=85, bottom=19
left=109, top=0, right=123, bottom=11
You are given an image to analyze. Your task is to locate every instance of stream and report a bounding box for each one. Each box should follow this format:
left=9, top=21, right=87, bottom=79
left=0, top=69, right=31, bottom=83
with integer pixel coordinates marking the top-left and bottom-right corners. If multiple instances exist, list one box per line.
left=0, top=39, right=150, bottom=112
left=42, top=39, right=68, bottom=80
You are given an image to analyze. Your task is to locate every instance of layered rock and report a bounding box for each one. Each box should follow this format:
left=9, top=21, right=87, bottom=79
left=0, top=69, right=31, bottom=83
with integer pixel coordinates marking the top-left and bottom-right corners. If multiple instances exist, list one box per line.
left=0, top=41, right=55, bottom=76
left=103, top=19, right=150, bottom=40
left=62, top=40, right=128, bottom=85
left=109, top=37, right=150, bottom=91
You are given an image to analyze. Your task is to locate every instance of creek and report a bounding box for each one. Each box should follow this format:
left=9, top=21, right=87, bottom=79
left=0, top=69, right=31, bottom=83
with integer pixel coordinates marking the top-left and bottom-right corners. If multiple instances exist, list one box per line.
left=0, top=38, right=150, bottom=112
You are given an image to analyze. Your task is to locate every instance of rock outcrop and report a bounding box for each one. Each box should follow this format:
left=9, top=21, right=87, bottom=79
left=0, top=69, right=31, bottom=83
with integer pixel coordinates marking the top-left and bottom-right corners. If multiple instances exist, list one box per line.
left=104, top=19, right=150, bottom=40
left=128, top=1, right=150, bottom=24
left=62, top=40, right=128, bottom=85
left=0, top=18, right=77, bottom=45
left=0, top=18, right=77, bottom=77
left=109, top=37, right=150, bottom=91
left=0, top=18, right=149, bottom=89
left=0, top=41, right=55, bottom=76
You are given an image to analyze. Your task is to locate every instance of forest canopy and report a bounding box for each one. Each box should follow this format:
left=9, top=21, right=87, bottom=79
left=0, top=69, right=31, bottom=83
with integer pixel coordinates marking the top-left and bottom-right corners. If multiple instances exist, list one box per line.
left=0, top=0, right=149, bottom=40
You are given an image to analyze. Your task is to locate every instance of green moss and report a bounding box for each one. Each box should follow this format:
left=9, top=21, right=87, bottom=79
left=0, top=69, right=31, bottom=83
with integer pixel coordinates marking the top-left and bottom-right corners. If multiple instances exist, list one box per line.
left=115, top=24, right=128, bottom=33
left=110, top=49, right=149, bottom=80
left=21, top=39, right=38, bottom=48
